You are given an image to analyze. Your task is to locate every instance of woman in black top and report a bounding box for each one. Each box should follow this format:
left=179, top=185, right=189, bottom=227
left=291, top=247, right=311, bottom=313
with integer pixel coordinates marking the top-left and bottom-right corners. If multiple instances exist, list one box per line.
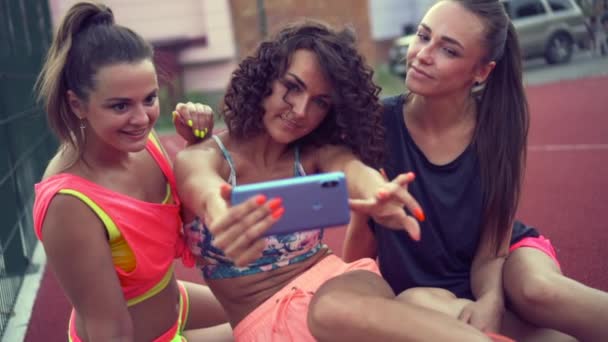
left=309, top=1, right=608, bottom=341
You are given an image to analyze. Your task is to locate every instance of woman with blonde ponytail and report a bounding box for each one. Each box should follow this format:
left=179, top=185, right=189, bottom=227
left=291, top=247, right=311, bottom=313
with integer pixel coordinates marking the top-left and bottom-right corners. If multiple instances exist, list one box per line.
left=34, top=2, right=231, bottom=341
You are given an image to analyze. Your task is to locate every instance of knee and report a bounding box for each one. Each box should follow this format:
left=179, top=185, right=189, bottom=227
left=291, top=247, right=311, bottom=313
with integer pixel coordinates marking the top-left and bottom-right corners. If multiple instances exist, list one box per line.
left=308, top=289, right=359, bottom=339
left=397, top=287, right=456, bottom=307
left=508, top=272, right=561, bottom=307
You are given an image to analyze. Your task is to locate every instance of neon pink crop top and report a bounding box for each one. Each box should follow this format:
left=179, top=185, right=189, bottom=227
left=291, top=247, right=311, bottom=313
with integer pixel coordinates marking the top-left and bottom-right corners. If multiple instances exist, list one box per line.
left=33, top=137, right=186, bottom=303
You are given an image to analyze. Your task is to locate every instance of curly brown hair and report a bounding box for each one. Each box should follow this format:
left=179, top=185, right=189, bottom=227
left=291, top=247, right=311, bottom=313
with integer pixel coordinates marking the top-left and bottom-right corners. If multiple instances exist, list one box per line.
left=222, top=20, right=385, bottom=167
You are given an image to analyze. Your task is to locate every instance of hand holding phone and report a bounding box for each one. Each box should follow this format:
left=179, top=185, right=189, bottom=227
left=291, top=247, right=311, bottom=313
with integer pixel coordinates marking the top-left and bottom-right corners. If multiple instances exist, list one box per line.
left=231, top=172, right=350, bottom=236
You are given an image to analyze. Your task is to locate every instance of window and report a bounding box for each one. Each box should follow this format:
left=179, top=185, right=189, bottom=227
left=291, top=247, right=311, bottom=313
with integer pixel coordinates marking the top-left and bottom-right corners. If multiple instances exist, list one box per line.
left=547, top=0, right=572, bottom=11
left=511, top=0, right=547, bottom=18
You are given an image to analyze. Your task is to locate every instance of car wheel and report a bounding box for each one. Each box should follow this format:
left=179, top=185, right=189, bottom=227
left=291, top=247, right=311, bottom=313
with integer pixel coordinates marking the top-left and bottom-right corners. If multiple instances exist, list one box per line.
left=544, top=33, right=573, bottom=65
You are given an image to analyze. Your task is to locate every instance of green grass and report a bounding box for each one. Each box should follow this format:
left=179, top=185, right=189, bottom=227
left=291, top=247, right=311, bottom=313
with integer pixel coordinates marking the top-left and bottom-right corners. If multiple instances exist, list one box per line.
left=155, top=64, right=405, bottom=134
left=374, top=63, right=406, bottom=99
left=155, top=88, right=226, bottom=133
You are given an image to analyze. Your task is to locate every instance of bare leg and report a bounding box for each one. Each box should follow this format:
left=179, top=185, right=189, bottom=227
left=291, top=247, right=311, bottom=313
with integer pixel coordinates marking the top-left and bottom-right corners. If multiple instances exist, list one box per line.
left=181, top=281, right=233, bottom=341
left=397, top=285, right=576, bottom=341
left=396, top=287, right=472, bottom=317
left=501, top=310, right=576, bottom=342
left=504, top=247, right=608, bottom=341
left=308, top=270, right=492, bottom=342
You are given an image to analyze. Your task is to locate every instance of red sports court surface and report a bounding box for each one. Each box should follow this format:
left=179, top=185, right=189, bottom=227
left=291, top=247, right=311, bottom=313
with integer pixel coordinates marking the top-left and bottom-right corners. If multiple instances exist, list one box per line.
left=24, top=76, right=608, bottom=341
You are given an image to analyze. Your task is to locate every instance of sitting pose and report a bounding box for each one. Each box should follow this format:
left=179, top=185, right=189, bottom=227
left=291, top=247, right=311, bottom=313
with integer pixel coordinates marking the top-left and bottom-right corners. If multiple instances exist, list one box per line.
left=33, top=2, right=231, bottom=341
left=175, top=21, right=495, bottom=341
left=314, top=1, right=608, bottom=341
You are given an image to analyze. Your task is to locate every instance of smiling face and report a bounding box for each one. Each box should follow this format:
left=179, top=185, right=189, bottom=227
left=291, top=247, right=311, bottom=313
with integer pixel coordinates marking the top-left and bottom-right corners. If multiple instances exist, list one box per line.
left=69, top=59, right=159, bottom=153
left=405, top=0, right=494, bottom=97
left=261, top=49, right=333, bottom=144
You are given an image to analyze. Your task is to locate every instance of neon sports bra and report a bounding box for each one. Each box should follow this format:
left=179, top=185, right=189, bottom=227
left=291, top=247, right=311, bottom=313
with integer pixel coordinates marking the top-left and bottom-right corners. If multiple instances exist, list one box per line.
left=185, top=135, right=326, bottom=279
left=33, top=135, right=184, bottom=305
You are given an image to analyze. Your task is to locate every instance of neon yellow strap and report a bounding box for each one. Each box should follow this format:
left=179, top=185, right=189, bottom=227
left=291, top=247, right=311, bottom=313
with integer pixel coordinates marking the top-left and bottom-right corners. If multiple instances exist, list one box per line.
left=148, top=131, right=163, bottom=151
left=57, top=189, right=174, bottom=306
left=126, top=265, right=174, bottom=306
left=58, top=189, right=120, bottom=241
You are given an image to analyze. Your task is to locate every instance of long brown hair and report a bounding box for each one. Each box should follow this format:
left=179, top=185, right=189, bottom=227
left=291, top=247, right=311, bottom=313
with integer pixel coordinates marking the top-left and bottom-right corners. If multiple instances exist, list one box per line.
left=222, top=21, right=385, bottom=167
left=455, top=0, right=530, bottom=253
left=36, top=1, right=153, bottom=157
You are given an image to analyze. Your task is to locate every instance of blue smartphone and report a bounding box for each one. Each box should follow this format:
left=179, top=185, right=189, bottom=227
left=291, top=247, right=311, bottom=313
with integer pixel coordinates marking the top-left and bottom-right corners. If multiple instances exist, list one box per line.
left=231, top=172, right=350, bottom=236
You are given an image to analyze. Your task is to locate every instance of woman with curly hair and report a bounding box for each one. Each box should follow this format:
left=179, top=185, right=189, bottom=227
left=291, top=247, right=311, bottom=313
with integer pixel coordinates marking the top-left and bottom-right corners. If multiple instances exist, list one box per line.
left=174, top=21, right=491, bottom=341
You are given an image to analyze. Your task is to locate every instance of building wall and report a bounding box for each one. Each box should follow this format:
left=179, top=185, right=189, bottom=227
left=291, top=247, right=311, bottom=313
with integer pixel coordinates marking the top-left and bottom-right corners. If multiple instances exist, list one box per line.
left=369, top=0, right=434, bottom=40
left=49, top=0, right=208, bottom=42
left=229, top=0, right=378, bottom=65
left=48, top=0, right=237, bottom=93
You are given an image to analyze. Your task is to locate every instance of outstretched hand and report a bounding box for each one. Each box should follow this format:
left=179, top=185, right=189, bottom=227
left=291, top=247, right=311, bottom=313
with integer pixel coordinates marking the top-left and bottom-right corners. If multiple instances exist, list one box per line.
left=173, top=102, right=214, bottom=145
left=349, top=172, right=424, bottom=241
left=206, top=184, right=285, bottom=266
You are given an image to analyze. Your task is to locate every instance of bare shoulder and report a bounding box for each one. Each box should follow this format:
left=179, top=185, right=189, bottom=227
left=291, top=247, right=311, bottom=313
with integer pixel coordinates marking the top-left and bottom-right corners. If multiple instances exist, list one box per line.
left=174, top=133, right=223, bottom=169
left=173, top=132, right=232, bottom=182
left=42, top=192, right=108, bottom=248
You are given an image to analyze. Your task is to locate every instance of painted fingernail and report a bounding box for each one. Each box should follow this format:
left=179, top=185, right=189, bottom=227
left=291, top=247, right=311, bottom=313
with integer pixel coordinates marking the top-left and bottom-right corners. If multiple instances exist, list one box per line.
left=255, top=194, right=267, bottom=205
left=194, top=129, right=200, bottom=137
left=220, top=183, right=232, bottom=192
left=203, top=127, right=209, bottom=133
left=172, top=111, right=179, bottom=122
left=187, top=119, right=193, bottom=127
left=199, top=130, right=207, bottom=139
left=268, top=197, right=283, bottom=210
left=272, top=207, right=285, bottom=219
left=379, top=168, right=388, bottom=180
left=407, top=172, right=416, bottom=181
left=414, top=208, right=425, bottom=222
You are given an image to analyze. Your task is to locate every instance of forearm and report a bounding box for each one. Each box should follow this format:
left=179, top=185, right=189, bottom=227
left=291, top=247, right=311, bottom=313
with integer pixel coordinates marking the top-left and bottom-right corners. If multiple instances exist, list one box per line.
left=471, top=256, right=507, bottom=305
left=343, top=212, right=377, bottom=262
left=341, top=159, right=385, bottom=199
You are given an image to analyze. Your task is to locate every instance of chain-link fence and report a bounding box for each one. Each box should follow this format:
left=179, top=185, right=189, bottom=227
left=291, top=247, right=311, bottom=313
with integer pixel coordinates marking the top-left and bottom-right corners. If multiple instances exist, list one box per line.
left=0, top=0, right=57, bottom=338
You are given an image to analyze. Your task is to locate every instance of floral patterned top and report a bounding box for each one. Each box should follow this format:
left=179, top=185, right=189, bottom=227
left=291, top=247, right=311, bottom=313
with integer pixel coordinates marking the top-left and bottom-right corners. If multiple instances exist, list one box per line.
left=185, top=135, right=326, bottom=279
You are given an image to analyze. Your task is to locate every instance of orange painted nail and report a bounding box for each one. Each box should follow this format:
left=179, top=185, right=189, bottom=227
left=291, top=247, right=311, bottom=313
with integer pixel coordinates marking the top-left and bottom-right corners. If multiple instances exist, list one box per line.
left=379, top=168, right=388, bottom=181
left=255, top=194, right=267, bottom=205
left=268, top=197, right=283, bottom=210
left=272, top=207, right=285, bottom=219
left=220, top=183, right=232, bottom=192
left=407, top=172, right=416, bottom=181
left=413, top=208, right=425, bottom=222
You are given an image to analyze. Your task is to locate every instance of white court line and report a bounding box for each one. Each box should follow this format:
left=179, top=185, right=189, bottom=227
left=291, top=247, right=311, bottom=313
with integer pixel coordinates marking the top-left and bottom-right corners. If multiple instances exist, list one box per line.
left=2, top=242, right=46, bottom=342
left=529, top=144, right=608, bottom=152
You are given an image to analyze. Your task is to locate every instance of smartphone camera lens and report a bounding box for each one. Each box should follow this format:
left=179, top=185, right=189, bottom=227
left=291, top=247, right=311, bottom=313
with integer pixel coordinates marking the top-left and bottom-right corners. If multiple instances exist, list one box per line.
left=321, top=180, right=339, bottom=188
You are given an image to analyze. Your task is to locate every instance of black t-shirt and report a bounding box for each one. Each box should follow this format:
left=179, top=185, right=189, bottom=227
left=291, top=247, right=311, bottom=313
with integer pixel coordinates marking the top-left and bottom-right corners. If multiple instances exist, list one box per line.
left=371, top=95, right=537, bottom=299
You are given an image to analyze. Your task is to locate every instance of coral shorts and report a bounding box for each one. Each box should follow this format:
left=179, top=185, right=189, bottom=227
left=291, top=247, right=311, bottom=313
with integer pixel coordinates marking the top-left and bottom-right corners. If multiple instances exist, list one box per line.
left=233, top=254, right=380, bottom=342
left=509, top=235, right=561, bottom=269
left=68, top=281, right=190, bottom=342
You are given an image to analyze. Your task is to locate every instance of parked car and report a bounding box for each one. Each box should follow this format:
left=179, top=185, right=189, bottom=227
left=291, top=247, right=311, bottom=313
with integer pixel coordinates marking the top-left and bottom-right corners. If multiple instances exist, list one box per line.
left=388, top=0, right=591, bottom=77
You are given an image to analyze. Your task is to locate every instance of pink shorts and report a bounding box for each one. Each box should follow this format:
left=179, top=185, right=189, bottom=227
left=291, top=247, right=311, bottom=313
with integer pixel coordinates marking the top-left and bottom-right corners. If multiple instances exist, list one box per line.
left=68, top=282, right=190, bottom=342
left=509, top=235, right=561, bottom=269
left=233, top=255, right=380, bottom=342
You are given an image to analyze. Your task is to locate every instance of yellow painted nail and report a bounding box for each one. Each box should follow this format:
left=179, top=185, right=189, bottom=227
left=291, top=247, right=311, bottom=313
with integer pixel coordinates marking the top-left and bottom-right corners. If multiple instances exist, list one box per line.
left=187, top=119, right=193, bottom=127
left=172, top=111, right=178, bottom=122
left=194, top=129, right=200, bottom=137
left=203, top=127, right=209, bottom=134
left=199, top=130, right=207, bottom=139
